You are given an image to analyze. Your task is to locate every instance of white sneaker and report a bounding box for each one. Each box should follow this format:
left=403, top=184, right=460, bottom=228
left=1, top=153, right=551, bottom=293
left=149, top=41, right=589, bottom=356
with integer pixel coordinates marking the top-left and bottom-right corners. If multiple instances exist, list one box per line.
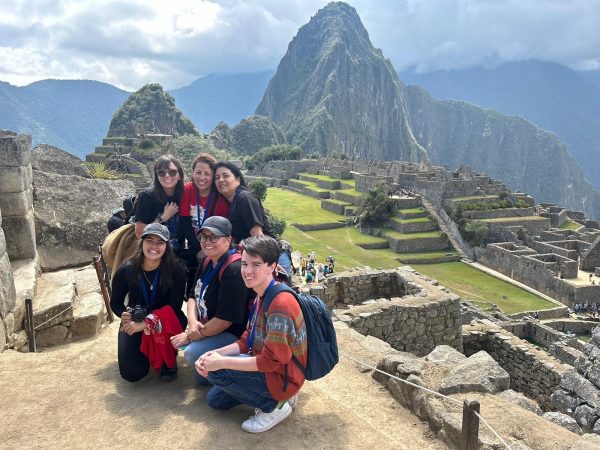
left=288, top=394, right=299, bottom=409
left=241, top=401, right=293, bottom=433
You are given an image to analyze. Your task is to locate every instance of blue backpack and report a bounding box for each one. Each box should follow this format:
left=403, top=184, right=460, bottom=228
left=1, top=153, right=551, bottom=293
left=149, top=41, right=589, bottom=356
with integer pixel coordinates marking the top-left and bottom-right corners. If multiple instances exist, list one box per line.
left=262, top=283, right=339, bottom=381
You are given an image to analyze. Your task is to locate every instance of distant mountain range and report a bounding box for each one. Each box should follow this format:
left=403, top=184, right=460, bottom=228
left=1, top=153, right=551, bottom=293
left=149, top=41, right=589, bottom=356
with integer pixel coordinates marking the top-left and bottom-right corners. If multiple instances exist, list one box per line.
left=400, top=61, right=600, bottom=188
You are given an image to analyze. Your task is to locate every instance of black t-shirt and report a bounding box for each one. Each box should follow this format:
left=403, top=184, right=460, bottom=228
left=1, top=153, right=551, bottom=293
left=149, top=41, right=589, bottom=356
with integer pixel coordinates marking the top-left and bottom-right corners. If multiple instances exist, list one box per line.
left=228, top=189, right=272, bottom=243
left=188, top=257, right=252, bottom=338
left=134, top=189, right=183, bottom=249
left=110, top=261, right=187, bottom=328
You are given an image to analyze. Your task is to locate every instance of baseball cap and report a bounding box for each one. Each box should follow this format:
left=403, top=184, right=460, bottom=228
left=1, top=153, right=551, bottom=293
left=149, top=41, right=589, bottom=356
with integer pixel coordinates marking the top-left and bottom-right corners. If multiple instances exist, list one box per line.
left=141, top=223, right=170, bottom=241
left=200, top=216, right=232, bottom=237
left=112, top=207, right=125, bottom=215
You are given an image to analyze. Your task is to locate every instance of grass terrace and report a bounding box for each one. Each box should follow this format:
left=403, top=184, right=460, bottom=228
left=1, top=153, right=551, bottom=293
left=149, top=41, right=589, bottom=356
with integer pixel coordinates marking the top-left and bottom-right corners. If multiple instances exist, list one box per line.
left=391, top=217, right=432, bottom=224
left=482, top=216, right=548, bottom=223
left=383, top=230, right=444, bottom=240
left=298, top=172, right=356, bottom=187
left=411, top=262, right=557, bottom=314
left=265, top=188, right=345, bottom=224
left=560, top=219, right=583, bottom=230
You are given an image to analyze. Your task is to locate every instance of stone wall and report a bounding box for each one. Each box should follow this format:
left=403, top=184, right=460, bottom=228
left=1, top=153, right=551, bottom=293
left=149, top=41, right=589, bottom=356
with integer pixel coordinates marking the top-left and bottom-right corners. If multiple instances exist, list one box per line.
left=462, top=207, right=535, bottom=220
left=463, top=327, right=569, bottom=409
left=0, top=131, right=36, bottom=260
left=386, top=234, right=449, bottom=253
left=0, top=209, right=17, bottom=352
left=320, top=199, right=350, bottom=215
left=339, top=295, right=463, bottom=356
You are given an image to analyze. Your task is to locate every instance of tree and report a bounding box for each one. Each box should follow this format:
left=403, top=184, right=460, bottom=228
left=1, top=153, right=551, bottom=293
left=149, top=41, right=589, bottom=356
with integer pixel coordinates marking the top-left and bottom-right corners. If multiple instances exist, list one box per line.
left=463, top=220, right=489, bottom=246
left=232, top=115, right=286, bottom=155
left=356, top=186, right=395, bottom=227
left=173, top=134, right=235, bottom=172
left=246, top=144, right=303, bottom=170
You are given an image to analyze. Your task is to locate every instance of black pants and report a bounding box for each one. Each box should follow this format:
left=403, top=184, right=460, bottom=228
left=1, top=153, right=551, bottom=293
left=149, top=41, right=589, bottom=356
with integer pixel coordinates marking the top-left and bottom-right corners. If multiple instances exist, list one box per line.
left=118, top=330, right=149, bottom=382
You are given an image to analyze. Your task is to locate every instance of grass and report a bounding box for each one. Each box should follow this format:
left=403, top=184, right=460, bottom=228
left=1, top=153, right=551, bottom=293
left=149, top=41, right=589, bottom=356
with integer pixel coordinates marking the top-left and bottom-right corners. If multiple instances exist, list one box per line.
left=383, top=230, right=444, bottom=240
left=483, top=216, right=548, bottom=223
left=398, top=207, right=427, bottom=214
left=298, top=173, right=356, bottom=186
left=560, top=219, right=583, bottom=230
left=450, top=195, right=499, bottom=202
left=265, top=188, right=345, bottom=224
left=396, top=250, right=459, bottom=262
left=410, top=262, right=557, bottom=314
left=324, top=199, right=353, bottom=206
left=392, top=217, right=432, bottom=224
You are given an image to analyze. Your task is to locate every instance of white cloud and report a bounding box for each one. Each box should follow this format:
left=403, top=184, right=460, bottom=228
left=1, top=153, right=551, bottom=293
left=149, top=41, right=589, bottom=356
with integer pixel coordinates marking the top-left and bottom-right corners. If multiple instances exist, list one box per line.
left=1, top=0, right=600, bottom=90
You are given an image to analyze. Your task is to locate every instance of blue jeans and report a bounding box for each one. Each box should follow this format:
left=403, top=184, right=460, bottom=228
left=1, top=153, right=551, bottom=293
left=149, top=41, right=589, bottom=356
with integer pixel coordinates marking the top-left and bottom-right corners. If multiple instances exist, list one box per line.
left=206, top=359, right=278, bottom=412
left=184, top=332, right=238, bottom=385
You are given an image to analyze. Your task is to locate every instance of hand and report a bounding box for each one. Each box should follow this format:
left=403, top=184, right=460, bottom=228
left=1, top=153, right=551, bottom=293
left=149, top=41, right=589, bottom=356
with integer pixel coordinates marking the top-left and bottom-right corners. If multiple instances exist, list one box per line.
left=123, top=320, right=146, bottom=335
left=186, top=320, right=205, bottom=341
left=170, top=332, right=190, bottom=349
left=121, top=311, right=132, bottom=324
left=162, top=202, right=179, bottom=222
left=195, top=351, right=223, bottom=377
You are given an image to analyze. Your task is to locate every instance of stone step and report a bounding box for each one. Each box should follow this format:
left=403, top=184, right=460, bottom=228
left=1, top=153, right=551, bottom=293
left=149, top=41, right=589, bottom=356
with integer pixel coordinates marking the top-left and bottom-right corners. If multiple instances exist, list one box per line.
left=390, top=217, right=438, bottom=233
left=33, top=270, right=77, bottom=335
left=72, top=265, right=107, bottom=337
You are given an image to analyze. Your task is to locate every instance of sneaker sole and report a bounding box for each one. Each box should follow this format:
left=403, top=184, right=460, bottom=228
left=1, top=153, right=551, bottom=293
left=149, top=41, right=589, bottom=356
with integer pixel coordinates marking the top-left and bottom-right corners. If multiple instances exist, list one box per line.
left=241, top=406, right=293, bottom=433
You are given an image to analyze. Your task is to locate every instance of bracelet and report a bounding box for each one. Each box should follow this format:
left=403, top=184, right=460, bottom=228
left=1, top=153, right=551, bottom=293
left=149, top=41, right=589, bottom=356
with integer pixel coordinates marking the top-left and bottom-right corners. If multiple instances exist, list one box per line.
left=156, top=213, right=164, bottom=223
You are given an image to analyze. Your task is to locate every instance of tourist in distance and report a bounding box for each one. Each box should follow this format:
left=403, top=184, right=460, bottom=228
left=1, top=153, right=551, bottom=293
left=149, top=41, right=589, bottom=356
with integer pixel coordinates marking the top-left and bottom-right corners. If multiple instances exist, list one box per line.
left=110, top=223, right=187, bottom=382
left=133, top=154, right=184, bottom=248
left=213, top=161, right=273, bottom=245
left=195, top=235, right=307, bottom=433
left=170, top=216, right=252, bottom=386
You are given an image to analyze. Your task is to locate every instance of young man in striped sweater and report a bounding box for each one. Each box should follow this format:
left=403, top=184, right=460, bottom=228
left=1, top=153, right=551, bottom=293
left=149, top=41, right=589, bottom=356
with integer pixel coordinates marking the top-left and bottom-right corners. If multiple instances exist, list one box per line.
left=195, top=235, right=307, bottom=433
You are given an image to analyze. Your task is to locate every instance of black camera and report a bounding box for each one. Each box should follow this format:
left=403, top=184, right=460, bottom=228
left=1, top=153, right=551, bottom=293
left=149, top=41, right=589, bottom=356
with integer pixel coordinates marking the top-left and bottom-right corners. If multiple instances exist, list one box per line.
left=129, top=305, right=148, bottom=322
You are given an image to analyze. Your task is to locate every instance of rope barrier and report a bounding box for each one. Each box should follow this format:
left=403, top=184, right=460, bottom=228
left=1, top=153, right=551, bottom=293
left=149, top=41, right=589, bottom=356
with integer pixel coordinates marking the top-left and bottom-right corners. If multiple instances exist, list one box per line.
left=33, top=304, right=74, bottom=331
left=339, top=351, right=513, bottom=449
left=473, top=411, right=512, bottom=449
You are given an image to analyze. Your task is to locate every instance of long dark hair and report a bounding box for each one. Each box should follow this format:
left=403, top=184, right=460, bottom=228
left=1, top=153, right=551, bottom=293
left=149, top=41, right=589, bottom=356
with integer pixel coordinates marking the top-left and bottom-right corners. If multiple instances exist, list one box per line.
left=131, top=236, right=182, bottom=289
left=151, top=154, right=185, bottom=203
left=213, top=160, right=247, bottom=189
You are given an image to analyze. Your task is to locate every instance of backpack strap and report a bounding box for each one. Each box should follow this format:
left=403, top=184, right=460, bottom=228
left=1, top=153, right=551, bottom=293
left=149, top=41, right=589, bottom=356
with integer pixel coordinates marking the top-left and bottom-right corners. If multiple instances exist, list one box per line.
left=200, top=251, right=241, bottom=282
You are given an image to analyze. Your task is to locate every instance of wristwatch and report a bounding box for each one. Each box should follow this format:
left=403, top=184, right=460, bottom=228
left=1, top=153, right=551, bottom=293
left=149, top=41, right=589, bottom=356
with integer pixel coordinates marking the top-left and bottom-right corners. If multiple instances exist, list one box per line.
left=156, top=213, right=164, bottom=223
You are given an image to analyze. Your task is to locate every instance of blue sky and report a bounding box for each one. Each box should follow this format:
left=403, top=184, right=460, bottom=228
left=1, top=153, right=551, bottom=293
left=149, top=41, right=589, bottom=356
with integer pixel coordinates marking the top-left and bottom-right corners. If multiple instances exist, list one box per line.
left=1, top=0, right=599, bottom=91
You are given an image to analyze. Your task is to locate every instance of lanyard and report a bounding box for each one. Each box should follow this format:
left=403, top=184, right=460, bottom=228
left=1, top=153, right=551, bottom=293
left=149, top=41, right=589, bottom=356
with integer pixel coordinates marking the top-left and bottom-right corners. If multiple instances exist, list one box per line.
left=197, top=248, right=236, bottom=310
left=139, top=269, right=160, bottom=308
left=247, top=279, right=276, bottom=354
left=195, top=187, right=215, bottom=228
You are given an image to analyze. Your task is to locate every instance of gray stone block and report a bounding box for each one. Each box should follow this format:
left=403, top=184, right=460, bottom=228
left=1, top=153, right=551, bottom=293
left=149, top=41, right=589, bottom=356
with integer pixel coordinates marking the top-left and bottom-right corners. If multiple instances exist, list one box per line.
left=425, top=344, right=466, bottom=367
left=500, top=389, right=543, bottom=416
left=440, top=350, right=510, bottom=395
left=0, top=132, right=31, bottom=167
left=0, top=252, right=16, bottom=317
left=0, top=187, right=33, bottom=216
left=574, top=404, right=599, bottom=429
left=71, top=293, right=104, bottom=337
left=3, top=211, right=36, bottom=259
left=551, top=390, right=579, bottom=414
left=35, top=324, right=70, bottom=347
left=0, top=165, right=32, bottom=193
left=543, top=411, right=582, bottom=435
left=560, top=369, right=600, bottom=409
left=0, top=318, right=6, bottom=352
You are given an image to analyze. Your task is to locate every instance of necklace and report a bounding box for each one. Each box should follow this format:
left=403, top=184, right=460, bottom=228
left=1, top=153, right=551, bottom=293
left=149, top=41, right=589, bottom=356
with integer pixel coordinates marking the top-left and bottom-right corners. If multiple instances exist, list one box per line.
left=143, top=270, right=154, bottom=291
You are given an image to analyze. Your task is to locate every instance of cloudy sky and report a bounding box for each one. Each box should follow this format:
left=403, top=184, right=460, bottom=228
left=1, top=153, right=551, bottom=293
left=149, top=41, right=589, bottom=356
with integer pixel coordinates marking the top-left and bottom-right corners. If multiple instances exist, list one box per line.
left=1, top=0, right=599, bottom=91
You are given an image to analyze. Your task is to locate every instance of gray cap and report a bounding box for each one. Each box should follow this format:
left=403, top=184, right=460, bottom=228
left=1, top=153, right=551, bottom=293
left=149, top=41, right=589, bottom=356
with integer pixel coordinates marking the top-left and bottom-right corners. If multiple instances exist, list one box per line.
left=141, top=223, right=170, bottom=241
left=200, top=216, right=232, bottom=237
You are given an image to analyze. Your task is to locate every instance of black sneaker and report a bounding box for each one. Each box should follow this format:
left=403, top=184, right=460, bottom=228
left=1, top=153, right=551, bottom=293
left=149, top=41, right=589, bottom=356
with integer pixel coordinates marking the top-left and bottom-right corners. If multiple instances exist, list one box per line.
left=160, top=364, right=178, bottom=382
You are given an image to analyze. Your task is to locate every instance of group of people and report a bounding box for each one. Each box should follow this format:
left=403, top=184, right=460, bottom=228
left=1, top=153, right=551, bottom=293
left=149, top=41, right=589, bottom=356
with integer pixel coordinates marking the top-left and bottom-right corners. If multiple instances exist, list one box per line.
left=108, top=153, right=306, bottom=433
left=573, top=301, right=599, bottom=318
left=299, top=252, right=335, bottom=283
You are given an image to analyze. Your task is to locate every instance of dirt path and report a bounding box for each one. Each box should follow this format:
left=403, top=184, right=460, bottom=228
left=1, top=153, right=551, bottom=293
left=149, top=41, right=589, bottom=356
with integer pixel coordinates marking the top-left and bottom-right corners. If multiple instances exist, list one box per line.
left=0, top=322, right=445, bottom=449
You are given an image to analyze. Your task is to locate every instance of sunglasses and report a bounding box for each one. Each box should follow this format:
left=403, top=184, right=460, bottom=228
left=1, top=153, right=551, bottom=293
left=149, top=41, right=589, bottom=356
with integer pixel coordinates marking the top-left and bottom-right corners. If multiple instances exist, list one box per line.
left=157, top=169, right=178, bottom=178
left=199, top=234, right=222, bottom=243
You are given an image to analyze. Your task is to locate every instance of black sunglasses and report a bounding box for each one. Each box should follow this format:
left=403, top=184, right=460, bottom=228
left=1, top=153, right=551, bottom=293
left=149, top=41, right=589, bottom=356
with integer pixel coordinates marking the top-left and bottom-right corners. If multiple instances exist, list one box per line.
left=157, top=169, right=178, bottom=178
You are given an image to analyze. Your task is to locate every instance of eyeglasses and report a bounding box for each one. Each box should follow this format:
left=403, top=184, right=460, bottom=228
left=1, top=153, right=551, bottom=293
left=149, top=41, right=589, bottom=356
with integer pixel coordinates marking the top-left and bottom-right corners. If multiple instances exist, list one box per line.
left=157, top=169, right=178, bottom=178
left=199, top=234, right=222, bottom=243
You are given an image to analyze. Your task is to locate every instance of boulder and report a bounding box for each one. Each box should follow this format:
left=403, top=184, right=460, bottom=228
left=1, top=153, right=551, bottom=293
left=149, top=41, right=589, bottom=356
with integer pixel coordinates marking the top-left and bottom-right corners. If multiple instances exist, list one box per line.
left=35, top=324, right=70, bottom=347
left=560, top=369, right=600, bottom=409
left=425, top=344, right=466, bottom=367
left=71, top=293, right=104, bottom=337
left=0, top=319, right=7, bottom=352
left=33, top=170, right=135, bottom=253
left=33, top=270, right=76, bottom=330
left=543, top=412, right=582, bottom=435
left=373, top=351, right=423, bottom=385
left=500, top=389, right=543, bottom=416
left=439, top=351, right=510, bottom=395
left=552, top=390, right=579, bottom=414
left=31, top=144, right=89, bottom=177
left=573, top=405, right=599, bottom=429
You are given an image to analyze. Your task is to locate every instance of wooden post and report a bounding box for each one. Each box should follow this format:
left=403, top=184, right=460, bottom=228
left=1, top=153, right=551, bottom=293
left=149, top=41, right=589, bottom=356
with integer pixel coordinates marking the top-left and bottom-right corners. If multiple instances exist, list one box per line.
left=460, top=399, right=480, bottom=450
left=25, top=298, right=36, bottom=353
left=93, top=257, right=114, bottom=323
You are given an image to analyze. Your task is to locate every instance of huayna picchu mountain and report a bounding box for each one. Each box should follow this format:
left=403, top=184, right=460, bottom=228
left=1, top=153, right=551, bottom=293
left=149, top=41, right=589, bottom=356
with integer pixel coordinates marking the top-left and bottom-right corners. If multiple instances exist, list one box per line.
left=256, top=2, right=426, bottom=162
left=108, top=83, right=197, bottom=137
left=256, top=1, right=600, bottom=219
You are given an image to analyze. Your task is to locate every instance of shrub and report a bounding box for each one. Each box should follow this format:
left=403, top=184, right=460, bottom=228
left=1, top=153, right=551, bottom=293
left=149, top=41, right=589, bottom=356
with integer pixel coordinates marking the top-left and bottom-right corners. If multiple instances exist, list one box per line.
left=246, top=144, right=303, bottom=170
left=139, top=139, right=155, bottom=149
left=266, top=209, right=286, bottom=239
left=356, top=186, right=396, bottom=227
left=463, top=220, right=489, bottom=246
left=250, top=179, right=268, bottom=202
left=83, top=162, right=121, bottom=180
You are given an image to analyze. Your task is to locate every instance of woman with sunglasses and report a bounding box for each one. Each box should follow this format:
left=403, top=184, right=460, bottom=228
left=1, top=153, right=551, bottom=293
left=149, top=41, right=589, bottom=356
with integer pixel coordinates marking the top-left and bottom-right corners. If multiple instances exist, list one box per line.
left=110, top=223, right=187, bottom=382
left=133, top=155, right=184, bottom=253
left=170, top=216, right=252, bottom=386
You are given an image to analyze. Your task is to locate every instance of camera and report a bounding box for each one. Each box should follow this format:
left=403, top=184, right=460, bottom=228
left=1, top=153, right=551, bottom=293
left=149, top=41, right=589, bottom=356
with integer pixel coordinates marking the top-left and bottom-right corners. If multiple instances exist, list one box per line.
left=128, top=305, right=148, bottom=322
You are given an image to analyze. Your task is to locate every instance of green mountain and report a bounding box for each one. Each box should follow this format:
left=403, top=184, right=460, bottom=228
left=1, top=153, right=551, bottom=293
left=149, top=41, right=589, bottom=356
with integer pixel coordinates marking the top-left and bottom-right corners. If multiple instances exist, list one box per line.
left=256, top=2, right=426, bottom=161
left=400, top=61, right=600, bottom=188
left=253, top=1, right=600, bottom=218
left=108, top=83, right=197, bottom=137
left=0, top=79, right=128, bottom=158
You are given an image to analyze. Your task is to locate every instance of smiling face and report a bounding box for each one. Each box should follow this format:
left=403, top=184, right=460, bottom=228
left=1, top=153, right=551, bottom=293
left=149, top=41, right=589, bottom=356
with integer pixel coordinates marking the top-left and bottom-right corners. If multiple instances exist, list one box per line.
left=214, top=167, right=241, bottom=201
left=142, top=235, right=167, bottom=263
left=200, top=231, right=231, bottom=262
left=192, top=161, right=213, bottom=196
left=157, top=162, right=181, bottom=195
left=241, top=251, right=276, bottom=294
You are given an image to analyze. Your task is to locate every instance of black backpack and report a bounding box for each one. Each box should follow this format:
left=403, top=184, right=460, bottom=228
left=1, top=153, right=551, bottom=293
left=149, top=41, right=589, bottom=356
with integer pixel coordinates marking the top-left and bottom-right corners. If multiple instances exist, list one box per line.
left=262, top=283, right=338, bottom=381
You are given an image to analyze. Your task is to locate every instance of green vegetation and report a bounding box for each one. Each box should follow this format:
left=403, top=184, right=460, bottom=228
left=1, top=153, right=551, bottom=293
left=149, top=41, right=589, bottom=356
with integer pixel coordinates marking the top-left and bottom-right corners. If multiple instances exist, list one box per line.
left=210, top=122, right=235, bottom=150
left=246, top=144, right=303, bottom=169
left=463, top=220, right=489, bottom=246
left=264, top=188, right=345, bottom=224
left=356, top=187, right=396, bottom=227
left=249, top=179, right=267, bottom=202
left=108, top=83, right=197, bottom=137
left=560, top=219, right=582, bottom=230
left=83, top=162, right=121, bottom=180
left=396, top=250, right=459, bottom=262
left=383, top=230, right=443, bottom=240
left=173, top=134, right=235, bottom=172
left=232, top=115, right=286, bottom=155
left=411, top=262, right=557, bottom=314
left=483, top=216, right=547, bottom=223
left=392, top=217, right=432, bottom=224
left=398, top=207, right=427, bottom=215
